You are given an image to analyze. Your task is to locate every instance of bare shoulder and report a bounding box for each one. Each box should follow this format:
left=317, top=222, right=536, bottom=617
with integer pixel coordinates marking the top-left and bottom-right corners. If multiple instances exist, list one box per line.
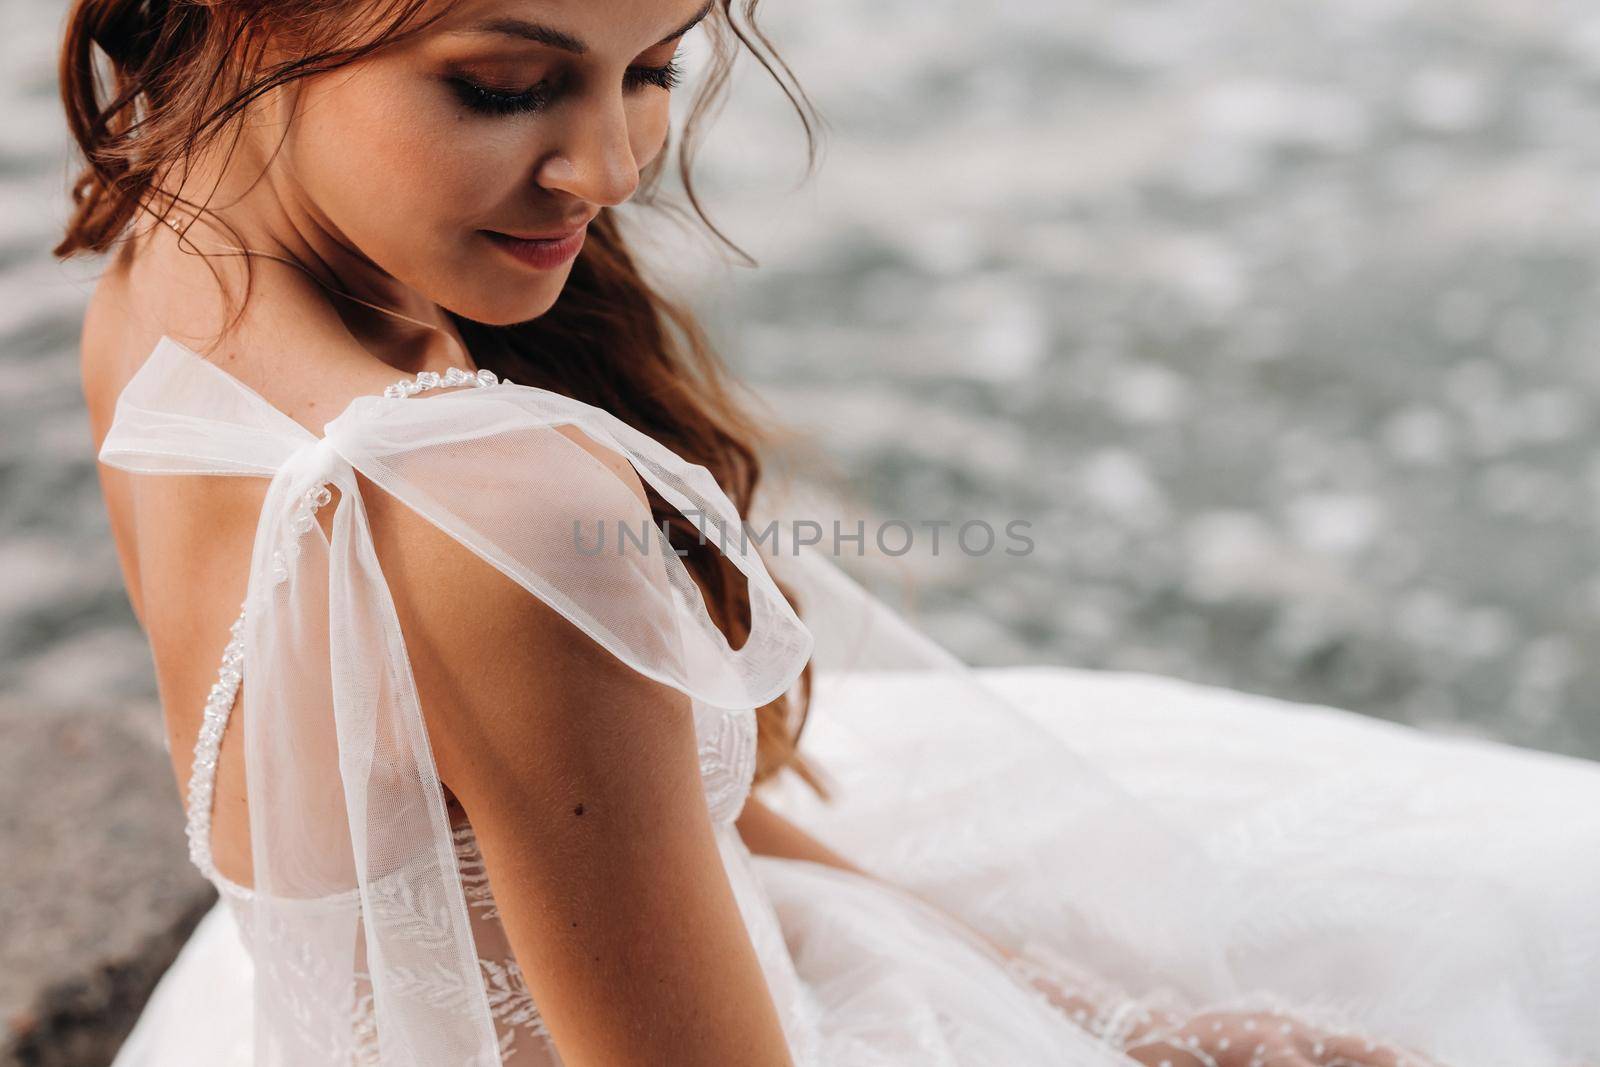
left=548, top=423, right=651, bottom=510
left=354, top=420, right=658, bottom=783
left=80, top=218, right=463, bottom=440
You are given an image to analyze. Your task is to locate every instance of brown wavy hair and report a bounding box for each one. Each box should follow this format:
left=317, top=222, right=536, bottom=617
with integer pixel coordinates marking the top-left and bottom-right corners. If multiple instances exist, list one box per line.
left=53, top=0, right=831, bottom=797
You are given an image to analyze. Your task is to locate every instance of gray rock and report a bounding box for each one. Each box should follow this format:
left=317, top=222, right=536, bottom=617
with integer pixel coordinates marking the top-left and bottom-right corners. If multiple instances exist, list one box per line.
left=0, top=703, right=215, bottom=1067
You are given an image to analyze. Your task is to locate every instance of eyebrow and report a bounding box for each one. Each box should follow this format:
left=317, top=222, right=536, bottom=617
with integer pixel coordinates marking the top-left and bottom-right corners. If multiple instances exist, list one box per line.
left=462, top=0, right=715, bottom=55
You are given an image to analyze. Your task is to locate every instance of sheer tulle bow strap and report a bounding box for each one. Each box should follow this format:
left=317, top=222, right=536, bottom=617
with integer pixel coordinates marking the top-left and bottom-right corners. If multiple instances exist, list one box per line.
left=327, top=387, right=817, bottom=713
left=240, top=424, right=503, bottom=1066
left=237, top=389, right=817, bottom=1064
left=95, top=342, right=320, bottom=476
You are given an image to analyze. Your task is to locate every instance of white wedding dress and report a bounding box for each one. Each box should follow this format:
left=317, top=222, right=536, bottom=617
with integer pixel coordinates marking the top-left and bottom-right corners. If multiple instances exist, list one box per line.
left=98, top=336, right=1600, bottom=1067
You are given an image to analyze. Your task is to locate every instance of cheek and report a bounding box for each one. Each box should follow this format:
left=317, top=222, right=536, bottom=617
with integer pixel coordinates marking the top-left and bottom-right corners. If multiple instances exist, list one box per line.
left=631, top=99, right=673, bottom=170
left=287, top=70, right=525, bottom=250
left=280, top=72, right=558, bottom=321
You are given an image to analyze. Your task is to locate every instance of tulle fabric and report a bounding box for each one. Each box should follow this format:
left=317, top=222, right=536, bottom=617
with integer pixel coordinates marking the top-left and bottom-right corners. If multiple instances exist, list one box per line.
left=749, top=519, right=1600, bottom=1066
left=97, top=336, right=1600, bottom=1067
left=100, top=336, right=816, bottom=1066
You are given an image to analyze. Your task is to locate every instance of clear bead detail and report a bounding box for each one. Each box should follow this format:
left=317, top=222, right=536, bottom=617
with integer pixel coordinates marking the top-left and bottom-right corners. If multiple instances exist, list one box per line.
left=186, top=477, right=343, bottom=899
left=184, top=597, right=250, bottom=891
left=381, top=364, right=510, bottom=399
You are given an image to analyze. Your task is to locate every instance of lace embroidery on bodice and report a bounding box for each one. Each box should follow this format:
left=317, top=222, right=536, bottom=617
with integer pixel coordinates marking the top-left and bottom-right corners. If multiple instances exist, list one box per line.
left=177, top=364, right=763, bottom=1063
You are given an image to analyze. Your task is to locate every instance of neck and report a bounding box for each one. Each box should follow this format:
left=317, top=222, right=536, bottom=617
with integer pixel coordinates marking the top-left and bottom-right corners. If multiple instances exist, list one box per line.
left=154, top=150, right=463, bottom=369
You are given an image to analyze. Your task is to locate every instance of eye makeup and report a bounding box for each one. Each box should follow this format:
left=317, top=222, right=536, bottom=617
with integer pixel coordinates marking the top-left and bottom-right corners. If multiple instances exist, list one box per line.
left=447, top=53, right=686, bottom=116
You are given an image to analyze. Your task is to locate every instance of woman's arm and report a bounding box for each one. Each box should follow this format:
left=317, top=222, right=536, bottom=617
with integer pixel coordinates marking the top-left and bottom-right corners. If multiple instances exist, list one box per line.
left=364, top=447, right=795, bottom=1067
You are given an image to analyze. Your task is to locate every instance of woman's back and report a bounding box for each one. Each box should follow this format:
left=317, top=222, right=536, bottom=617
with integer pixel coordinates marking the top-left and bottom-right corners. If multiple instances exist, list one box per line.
left=82, top=222, right=462, bottom=892
left=86, top=226, right=298, bottom=891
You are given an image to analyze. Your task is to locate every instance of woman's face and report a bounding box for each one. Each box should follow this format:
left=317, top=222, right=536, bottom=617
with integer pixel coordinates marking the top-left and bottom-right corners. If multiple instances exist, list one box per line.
left=270, top=0, right=710, bottom=326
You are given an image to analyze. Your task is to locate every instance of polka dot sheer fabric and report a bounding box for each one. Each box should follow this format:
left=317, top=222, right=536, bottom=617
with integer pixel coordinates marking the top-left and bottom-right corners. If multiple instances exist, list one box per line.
left=97, top=336, right=1600, bottom=1066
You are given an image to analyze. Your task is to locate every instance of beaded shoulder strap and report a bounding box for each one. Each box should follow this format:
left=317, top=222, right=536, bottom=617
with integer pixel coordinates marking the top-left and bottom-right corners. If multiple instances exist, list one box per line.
left=181, top=366, right=505, bottom=896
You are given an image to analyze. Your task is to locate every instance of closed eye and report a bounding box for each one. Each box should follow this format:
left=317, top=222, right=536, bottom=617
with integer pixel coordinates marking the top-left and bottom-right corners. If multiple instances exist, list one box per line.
left=449, top=77, right=556, bottom=116
left=450, top=53, right=686, bottom=117
left=625, top=54, right=686, bottom=93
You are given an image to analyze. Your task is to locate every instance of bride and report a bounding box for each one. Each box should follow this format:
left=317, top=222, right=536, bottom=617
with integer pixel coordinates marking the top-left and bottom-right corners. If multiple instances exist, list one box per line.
left=57, top=0, right=1600, bottom=1065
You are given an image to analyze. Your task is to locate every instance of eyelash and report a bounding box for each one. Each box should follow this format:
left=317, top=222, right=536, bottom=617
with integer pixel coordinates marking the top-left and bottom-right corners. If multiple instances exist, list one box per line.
left=450, top=55, right=686, bottom=116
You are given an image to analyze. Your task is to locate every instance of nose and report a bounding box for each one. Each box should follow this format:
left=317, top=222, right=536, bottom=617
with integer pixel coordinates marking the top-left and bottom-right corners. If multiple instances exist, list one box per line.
left=536, top=92, right=641, bottom=208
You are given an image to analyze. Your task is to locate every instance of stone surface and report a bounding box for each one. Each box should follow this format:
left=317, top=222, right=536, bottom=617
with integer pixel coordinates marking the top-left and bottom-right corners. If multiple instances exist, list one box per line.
left=0, top=703, right=215, bottom=1067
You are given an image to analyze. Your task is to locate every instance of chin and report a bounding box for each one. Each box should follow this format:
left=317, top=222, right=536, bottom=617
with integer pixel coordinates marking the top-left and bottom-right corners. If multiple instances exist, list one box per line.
left=445, top=282, right=565, bottom=328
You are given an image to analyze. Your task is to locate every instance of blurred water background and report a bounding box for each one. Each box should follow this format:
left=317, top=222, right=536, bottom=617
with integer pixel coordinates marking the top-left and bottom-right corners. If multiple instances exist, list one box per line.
left=5, top=0, right=1600, bottom=776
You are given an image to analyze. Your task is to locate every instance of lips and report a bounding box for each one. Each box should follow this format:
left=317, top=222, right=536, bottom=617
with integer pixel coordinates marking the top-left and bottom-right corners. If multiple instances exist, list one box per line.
left=491, top=212, right=598, bottom=242
left=493, top=224, right=585, bottom=242
left=482, top=224, right=588, bottom=271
